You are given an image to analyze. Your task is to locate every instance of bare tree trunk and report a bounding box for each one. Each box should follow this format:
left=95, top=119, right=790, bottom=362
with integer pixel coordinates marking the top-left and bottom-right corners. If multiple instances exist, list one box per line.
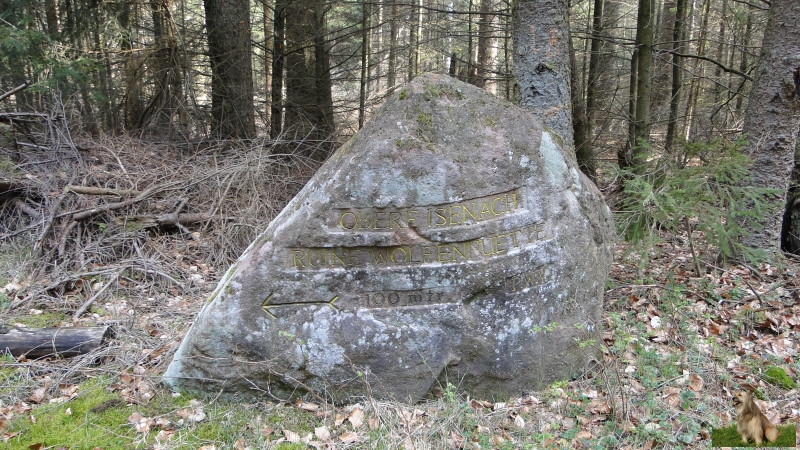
left=665, top=0, right=687, bottom=153
left=514, top=0, right=574, bottom=151
left=502, top=8, right=513, bottom=100
left=683, top=0, right=710, bottom=142
left=388, top=0, right=398, bottom=89
left=44, top=0, right=59, bottom=38
left=785, top=140, right=800, bottom=254
left=734, top=3, right=753, bottom=114
left=738, top=0, right=800, bottom=256
left=359, top=1, right=370, bottom=128
left=137, top=0, right=185, bottom=136
left=373, top=1, right=383, bottom=94
left=204, top=0, right=256, bottom=139
left=119, top=2, right=144, bottom=132
left=283, top=0, right=334, bottom=153
left=577, top=0, right=605, bottom=180
left=475, top=0, right=497, bottom=91
left=622, top=41, right=638, bottom=169
left=629, top=0, right=655, bottom=173
left=270, top=0, right=286, bottom=138
left=263, top=0, right=274, bottom=129
left=408, top=0, right=421, bottom=82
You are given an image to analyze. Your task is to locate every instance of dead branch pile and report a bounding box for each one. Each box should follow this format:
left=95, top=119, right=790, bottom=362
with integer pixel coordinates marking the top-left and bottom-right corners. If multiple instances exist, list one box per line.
left=0, top=115, right=322, bottom=318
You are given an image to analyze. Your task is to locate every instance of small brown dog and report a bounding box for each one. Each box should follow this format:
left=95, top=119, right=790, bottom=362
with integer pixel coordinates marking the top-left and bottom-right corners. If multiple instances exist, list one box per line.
left=733, top=390, right=779, bottom=445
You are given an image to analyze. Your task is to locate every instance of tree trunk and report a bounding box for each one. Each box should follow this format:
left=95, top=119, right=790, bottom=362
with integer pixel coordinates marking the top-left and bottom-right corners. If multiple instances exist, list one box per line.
left=387, top=0, right=398, bottom=89
left=628, top=0, right=655, bottom=173
left=408, top=0, right=421, bottom=82
left=283, top=0, right=334, bottom=153
left=475, top=0, right=497, bottom=92
left=263, top=0, right=274, bottom=130
left=577, top=0, right=605, bottom=181
left=734, top=3, right=754, bottom=114
left=204, top=0, right=256, bottom=139
left=513, top=0, right=574, bottom=151
left=373, top=1, right=383, bottom=93
left=682, top=0, right=710, bottom=142
left=622, top=43, right=638, bottom=169
left=665, top=0, right=687, bottom=154
left=571, top=37, right=590, bottom=179
left=359, top=1, right=370, bottom=129
left=784, top=140, right=800, bottom=254
left=44, top=0, right=59, bottom=38
left=270, top=0, right=286, bottom=138
left=137, top=0, right=185, bottom=136
left=739, top=0, right=800, bottom=256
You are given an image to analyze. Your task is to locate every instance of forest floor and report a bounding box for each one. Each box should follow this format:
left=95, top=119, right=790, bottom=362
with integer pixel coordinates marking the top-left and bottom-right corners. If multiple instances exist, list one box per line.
left=0, top=135, right=798, bottom=449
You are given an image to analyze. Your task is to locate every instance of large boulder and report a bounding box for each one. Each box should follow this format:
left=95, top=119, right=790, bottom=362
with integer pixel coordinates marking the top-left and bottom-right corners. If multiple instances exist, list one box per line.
left=164, top=73, right=615, bottom=402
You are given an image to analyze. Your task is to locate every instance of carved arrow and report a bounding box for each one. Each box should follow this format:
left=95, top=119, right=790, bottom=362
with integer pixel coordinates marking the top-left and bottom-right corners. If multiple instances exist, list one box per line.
left=261, top=293, right=340, bottom=319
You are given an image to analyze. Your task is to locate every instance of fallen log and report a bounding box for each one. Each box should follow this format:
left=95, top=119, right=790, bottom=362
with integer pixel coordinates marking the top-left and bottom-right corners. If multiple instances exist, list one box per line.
left=0, top=325, right=114, bottom=358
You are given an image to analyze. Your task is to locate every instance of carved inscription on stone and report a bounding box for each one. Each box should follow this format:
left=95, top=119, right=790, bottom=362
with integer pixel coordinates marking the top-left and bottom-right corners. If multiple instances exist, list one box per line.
left=335, top=190, right=520, bottom=231
left=263, top=190, right=553, bottom=317
left=288, top=222, right=549, bottom=269
left=259, top=290, right=456, bottom=318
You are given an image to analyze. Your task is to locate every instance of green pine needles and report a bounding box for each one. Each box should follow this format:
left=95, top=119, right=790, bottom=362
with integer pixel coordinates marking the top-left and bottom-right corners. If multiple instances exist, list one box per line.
left=615, top=138, right=780, bottom=270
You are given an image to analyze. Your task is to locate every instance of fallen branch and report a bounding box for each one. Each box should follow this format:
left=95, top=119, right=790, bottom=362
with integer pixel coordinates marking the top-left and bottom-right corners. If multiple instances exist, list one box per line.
left=116, top=212, right=230, bottom=229
left=0, top=175, right=34, bottom=194
left=0, top=82, right=30, bottom=102
left=64, top=185, right=141, bottom=197
left=73, top=269, right=123, bottom=319
left=71, top=182, right=175, bottom=221
left=0, top=325, right=114, bottom=358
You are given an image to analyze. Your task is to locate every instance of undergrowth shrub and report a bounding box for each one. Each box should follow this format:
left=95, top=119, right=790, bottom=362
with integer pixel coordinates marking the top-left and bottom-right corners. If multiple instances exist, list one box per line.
left=614, top=138, right=780, bottom=269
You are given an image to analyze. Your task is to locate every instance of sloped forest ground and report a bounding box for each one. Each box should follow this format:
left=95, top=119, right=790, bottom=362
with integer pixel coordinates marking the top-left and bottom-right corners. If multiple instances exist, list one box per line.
left=0, top=127, right=798, bottom=449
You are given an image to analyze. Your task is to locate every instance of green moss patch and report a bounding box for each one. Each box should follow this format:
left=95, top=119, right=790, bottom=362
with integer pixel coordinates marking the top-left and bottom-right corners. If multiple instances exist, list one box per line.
left=14, top=311, right=67, bottom=328
left=5, top=378, right=135, bottom=449
left=762, top=366, right=797, bottom=389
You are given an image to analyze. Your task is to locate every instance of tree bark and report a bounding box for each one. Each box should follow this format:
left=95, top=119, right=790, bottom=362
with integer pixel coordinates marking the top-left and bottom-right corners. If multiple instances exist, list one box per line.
left=204, top=0, right=256, bottom=139
left=475, top=0, right=497, bottom=92
left=408, top=0, right=421, bottom=82
left=137, top=0, right=184, bottom=136
left=682, top=0, right=710, bottom=142
left=283, top=0, right=334, bottom=152
left=739, top=0, right=800, bottom=255
left=576, top=0, right=604, bottom=181
left=263, top=0, right=274, bottom=130
left=0, top=325, right=114, bottom=358
left=665, top=0, right=687, bottom=154
left=628, top=0, right=655, bottom=173
left=359, top=1, right=370, bottom=129
left=513, top=0, right=574, bottom=152
left=387, top=0, right=398, bottom=89
left=784, top=140, right=800, bottom=254
left=270, top=0, right=286, bottom=138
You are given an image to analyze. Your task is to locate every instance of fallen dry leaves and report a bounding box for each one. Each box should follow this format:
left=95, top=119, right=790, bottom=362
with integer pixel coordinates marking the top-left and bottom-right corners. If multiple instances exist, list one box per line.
left=0, top=236, right=797, bottom=449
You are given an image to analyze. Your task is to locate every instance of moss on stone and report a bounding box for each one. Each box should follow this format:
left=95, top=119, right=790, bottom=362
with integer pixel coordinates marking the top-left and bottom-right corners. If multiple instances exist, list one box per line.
left=416, top=113, right=433, bottom=126
left=422, top=86, right=441, bottom=101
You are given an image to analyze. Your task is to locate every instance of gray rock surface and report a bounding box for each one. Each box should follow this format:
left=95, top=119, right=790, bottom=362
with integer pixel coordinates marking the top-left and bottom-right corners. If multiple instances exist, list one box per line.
left=164, top=73, right=615, bottom=402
